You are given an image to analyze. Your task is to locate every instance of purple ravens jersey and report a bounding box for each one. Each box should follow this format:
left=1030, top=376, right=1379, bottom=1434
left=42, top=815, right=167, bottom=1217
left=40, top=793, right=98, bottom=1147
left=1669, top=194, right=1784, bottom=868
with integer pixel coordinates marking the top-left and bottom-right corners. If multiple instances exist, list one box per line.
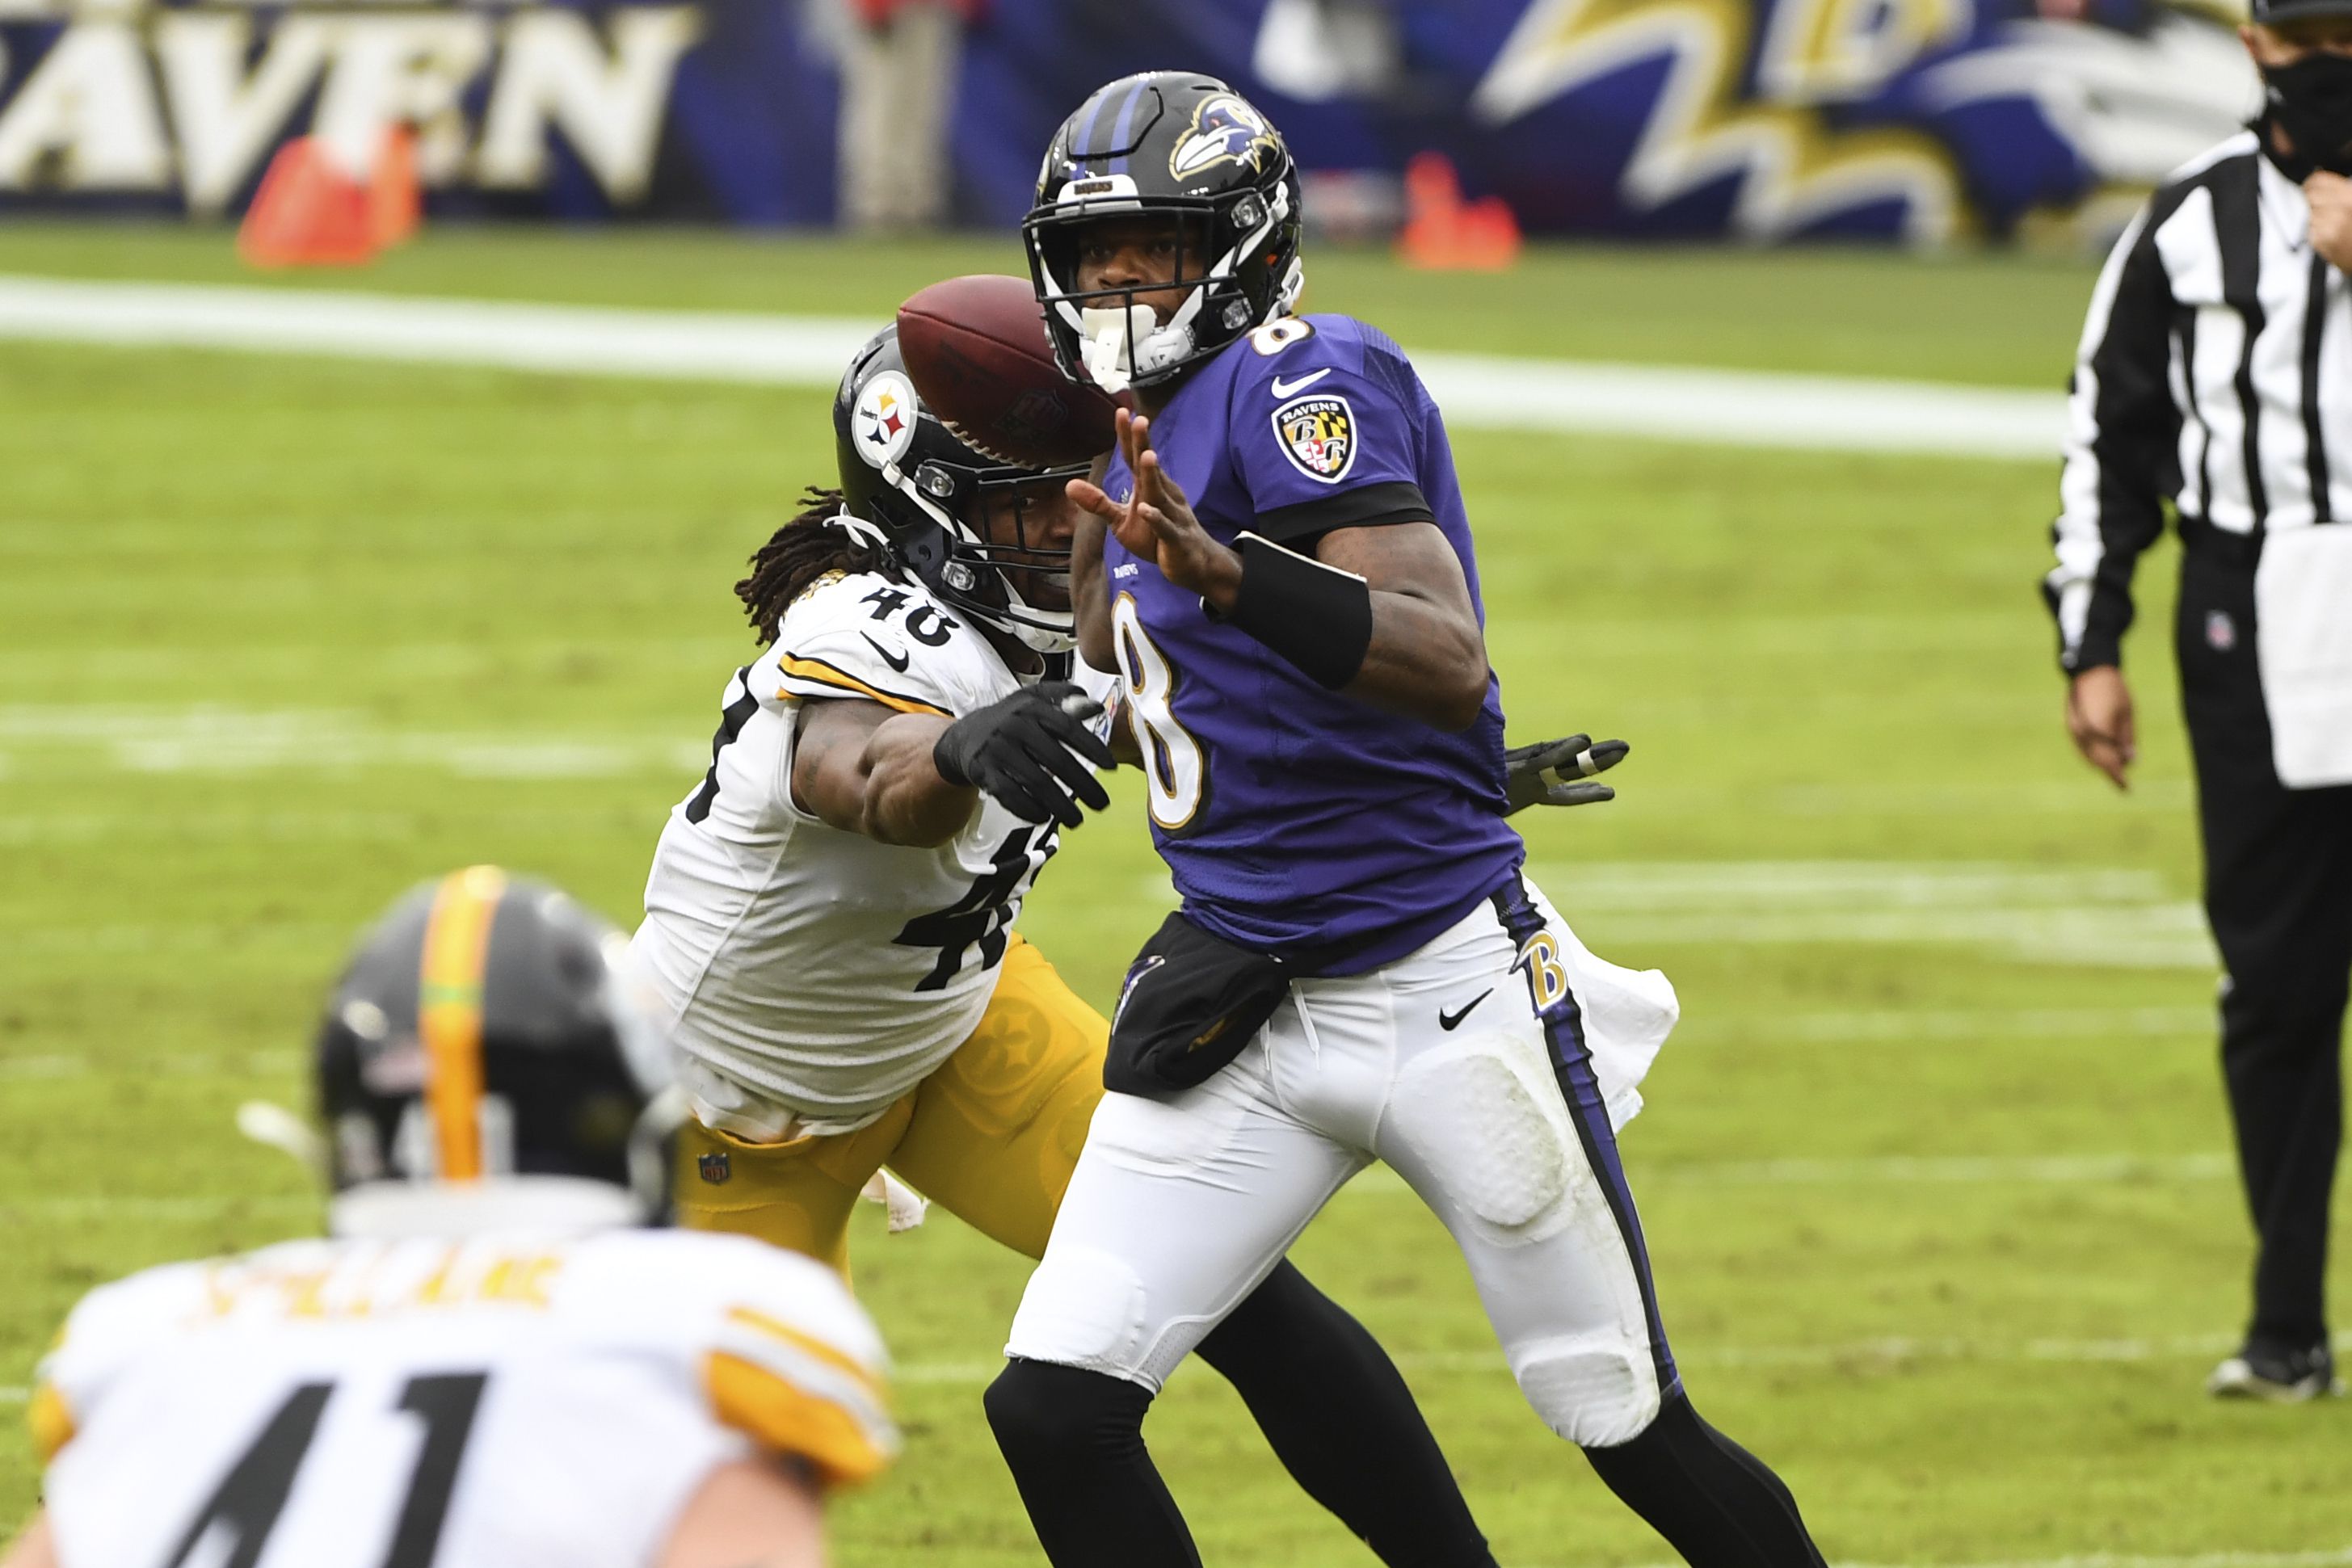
left=1101, top=313, right=1522, bottom=971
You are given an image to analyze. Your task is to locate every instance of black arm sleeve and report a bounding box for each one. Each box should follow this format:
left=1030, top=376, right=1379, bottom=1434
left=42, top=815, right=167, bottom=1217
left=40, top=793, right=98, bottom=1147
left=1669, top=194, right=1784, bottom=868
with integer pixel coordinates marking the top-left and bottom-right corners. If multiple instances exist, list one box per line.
left=1253, top=481, right=1434, bottom=549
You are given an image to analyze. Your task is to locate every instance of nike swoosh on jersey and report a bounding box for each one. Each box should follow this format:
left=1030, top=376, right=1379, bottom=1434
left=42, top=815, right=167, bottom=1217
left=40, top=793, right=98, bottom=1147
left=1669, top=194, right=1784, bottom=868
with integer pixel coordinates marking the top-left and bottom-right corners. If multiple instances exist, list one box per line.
left=1437, top=989, right=1493, bottom=1032
left=1270, top=368, right=1334, bottom=398
left=860, top=633, right=911, bottom=674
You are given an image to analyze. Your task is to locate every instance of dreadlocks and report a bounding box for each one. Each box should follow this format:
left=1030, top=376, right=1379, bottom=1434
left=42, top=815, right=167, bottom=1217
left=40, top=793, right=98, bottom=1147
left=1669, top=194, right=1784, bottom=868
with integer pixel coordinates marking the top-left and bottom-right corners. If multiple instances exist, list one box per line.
left=735, top=487, right=900, bottom=645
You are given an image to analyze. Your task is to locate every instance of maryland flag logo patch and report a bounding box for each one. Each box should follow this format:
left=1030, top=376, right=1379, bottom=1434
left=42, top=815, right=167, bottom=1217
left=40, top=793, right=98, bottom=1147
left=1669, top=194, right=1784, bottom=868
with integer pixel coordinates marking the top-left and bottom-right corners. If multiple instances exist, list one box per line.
left=1272, top=393, right=1356, bottom=484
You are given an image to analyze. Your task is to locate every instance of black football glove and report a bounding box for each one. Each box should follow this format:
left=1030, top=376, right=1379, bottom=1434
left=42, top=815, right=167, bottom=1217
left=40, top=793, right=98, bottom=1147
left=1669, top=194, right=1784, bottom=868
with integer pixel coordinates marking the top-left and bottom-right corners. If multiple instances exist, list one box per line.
left=933, top=682, right=1116, bottom=829
left=1504, top=734, right=1629, bottom=813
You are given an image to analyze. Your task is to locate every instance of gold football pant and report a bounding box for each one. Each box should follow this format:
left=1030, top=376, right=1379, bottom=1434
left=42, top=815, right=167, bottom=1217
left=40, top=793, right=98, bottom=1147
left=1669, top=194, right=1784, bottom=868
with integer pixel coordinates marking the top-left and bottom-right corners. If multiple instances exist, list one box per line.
left=674, top=935, right=1107, bottom=1270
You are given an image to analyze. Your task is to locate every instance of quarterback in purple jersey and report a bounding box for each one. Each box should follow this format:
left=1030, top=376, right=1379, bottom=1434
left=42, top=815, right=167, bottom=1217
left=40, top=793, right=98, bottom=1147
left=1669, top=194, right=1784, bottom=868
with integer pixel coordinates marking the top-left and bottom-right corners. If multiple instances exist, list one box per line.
left=982, top=72, right=1830, bottom=1568
left=1094, top=305, right=1521, bottom=964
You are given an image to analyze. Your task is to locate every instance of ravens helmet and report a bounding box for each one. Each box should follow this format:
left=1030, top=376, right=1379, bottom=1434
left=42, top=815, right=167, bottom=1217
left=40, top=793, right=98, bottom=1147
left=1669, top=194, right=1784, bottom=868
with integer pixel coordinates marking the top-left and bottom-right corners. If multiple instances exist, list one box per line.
left=1025, top=71, right=1306, bottom=393
left=312, top=865, right=682, bottom=1238
left=835, top=326, right=1081, bottom=654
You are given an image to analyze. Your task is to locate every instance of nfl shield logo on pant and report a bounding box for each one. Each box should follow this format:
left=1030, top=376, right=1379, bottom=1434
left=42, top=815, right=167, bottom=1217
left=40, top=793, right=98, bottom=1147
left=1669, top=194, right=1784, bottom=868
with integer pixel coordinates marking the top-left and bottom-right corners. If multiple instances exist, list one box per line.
left=697, top=1150, right=731, bottom=1185
left=2207, top=610, right=2236, bottom=652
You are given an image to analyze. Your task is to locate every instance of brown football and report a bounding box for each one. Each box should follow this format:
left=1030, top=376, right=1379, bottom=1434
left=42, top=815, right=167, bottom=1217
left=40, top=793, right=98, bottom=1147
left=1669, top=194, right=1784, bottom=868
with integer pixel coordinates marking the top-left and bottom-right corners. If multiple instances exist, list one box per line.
left=896, top=274, right=1121, bottom=469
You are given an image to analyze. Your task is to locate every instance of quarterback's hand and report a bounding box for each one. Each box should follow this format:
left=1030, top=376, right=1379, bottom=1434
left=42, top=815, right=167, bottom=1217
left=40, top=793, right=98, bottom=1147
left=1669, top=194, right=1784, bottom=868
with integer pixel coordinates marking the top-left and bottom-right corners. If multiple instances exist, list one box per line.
left=1068, top=409, right=1244, bottom=612
left=932, top=683, right=1115, bottom=828
left=1504, top=734, right=1629, bottom=813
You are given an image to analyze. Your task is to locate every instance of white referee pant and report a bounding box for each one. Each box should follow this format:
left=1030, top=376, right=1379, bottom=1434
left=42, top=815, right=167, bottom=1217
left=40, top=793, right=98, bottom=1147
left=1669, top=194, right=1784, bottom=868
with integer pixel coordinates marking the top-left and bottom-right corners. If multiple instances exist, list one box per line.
left=1004, top=875, right=1682, bottom=1448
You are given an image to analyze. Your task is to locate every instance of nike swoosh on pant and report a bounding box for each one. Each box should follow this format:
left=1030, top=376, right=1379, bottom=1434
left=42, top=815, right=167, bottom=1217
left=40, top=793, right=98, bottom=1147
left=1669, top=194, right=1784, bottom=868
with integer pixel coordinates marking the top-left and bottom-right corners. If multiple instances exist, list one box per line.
left=1438, top=989, right=1493, bottom=1031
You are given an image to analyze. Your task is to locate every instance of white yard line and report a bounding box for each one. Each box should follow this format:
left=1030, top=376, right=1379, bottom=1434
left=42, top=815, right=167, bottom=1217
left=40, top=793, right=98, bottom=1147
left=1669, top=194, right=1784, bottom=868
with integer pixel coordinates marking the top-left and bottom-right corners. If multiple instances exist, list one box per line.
left=0, top=704, right=707, bottom=780
left=1695, top=1006, right=2214, bottom=1043
left=0, top=1009, right=2203, bottom=1082
left=0, top=275, right=877, bottom=385
left=1520, top=860, right=2215, bottom=969
left=0, top=1051, right=302, bottom=1080
left=1566, top=907, right=2215, bottom=969
left=0, top=275, right=2066, bottom=460
left=1336, top=1153, right=2231, bottom=1197
left=1413, top=351, right=2063, bottom=458
left=1525, top=861, right=2180, bottom=908
left=897, top=1330, right=2349, bottom=1386
left=0, top=923, right=352, bottom=957
left=0, top=1148, right=2225, bottom=1226
left=0, top=1196, right=316, bottom=1219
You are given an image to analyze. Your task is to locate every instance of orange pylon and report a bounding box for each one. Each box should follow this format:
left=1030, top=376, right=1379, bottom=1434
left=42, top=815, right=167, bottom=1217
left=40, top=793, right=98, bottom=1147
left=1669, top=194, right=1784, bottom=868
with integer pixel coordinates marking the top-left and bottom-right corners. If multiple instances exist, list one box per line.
left=237, top=137, right=376, bottom=268
left=237, top=125, right=421, bottom=269
left=370, top=124, right=421, bottom=250
left=1397, top=153, right=1522, bottom=272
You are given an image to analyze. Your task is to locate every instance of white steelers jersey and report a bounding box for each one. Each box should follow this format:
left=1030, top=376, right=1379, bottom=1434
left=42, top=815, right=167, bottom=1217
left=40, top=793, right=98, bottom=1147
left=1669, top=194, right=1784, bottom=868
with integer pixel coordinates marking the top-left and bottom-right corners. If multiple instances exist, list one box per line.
left=629, top=568, right=1117, bottom=1135
left=30, top=1227, right=894, bottom=1568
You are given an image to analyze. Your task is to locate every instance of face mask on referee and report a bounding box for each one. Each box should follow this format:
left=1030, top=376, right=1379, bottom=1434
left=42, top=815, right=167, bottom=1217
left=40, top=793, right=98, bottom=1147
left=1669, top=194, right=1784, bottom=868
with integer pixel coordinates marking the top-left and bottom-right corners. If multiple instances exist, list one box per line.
left=2264, top=53, right=2352, bottom=175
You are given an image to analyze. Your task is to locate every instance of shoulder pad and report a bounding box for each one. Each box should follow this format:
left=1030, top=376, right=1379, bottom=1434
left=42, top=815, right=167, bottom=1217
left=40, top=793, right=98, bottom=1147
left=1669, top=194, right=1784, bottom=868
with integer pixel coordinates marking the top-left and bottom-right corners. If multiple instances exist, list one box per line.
left=1224, top=314, right=1361, bottom=391
left=34, top=1257, right=220, bottom=1462
left=772, top=571, right=978, bottom=718
left=625, top=1233, right=898, bottom=1488
left=1224, top=313, right=1420, bottom=416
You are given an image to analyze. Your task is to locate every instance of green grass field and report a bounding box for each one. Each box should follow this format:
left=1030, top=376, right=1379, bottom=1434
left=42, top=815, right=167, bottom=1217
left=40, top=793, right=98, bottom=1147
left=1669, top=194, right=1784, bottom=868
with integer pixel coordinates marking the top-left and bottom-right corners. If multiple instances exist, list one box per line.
left=1, top=226, right=2345, bottom=1566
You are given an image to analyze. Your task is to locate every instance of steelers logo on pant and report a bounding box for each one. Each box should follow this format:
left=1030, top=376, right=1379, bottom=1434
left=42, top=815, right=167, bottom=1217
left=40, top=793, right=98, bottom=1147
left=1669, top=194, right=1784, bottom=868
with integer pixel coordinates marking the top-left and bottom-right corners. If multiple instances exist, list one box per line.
left=1272, top=393, right=1357, bottom=484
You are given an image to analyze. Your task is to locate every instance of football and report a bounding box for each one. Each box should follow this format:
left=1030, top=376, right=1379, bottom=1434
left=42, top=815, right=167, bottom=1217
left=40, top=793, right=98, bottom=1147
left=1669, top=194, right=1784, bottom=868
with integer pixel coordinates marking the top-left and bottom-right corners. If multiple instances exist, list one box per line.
left=896, top=274, right=1121, bottom=469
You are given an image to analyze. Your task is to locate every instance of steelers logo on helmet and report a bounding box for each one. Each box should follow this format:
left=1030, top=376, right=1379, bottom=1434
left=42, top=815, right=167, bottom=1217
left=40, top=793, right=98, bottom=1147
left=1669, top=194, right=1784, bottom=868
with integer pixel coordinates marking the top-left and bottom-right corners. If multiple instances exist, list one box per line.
left=1169, top=94, right=1277, bottom=182
left=1273, top=392, right=1357, bottom=484
left=852, top=369, right=921, bottom=469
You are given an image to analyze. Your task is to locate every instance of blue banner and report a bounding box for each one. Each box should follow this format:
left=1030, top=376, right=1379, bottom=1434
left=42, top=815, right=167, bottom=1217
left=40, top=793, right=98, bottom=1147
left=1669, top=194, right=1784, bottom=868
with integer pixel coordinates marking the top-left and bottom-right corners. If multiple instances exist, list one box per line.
left=0, top=0, right=2258, bottom=242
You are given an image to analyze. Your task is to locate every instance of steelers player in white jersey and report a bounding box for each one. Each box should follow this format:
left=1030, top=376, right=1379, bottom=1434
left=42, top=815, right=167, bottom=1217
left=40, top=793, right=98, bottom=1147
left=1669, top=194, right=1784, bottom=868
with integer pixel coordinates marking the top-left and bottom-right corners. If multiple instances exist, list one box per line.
left=625, top=322, right=1623, bottom=1566
left=5, top=867, right=893, bottom=1568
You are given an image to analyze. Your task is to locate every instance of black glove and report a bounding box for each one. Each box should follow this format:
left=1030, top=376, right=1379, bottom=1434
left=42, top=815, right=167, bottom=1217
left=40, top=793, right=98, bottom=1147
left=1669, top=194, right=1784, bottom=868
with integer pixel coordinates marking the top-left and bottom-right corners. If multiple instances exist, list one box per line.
left=1504, top=734, right=1629, bottom=814
left=933, top=682, right=1116, bottom=829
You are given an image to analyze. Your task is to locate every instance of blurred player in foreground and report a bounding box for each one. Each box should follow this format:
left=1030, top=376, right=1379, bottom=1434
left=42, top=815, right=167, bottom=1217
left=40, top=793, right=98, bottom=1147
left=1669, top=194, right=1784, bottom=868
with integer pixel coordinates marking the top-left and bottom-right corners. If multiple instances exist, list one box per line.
left=984, top=73, right=1825, bottom=1568
left=5, top=865, right=892, bottom=1568
left=625, top=313, right=1621, bottom=1566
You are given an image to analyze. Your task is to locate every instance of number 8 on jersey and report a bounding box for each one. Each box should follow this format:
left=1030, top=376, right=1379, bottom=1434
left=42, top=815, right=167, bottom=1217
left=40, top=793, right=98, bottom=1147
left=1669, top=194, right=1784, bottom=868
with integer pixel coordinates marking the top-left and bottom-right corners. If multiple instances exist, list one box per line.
left=1112, top=592, right=1205, bottom=831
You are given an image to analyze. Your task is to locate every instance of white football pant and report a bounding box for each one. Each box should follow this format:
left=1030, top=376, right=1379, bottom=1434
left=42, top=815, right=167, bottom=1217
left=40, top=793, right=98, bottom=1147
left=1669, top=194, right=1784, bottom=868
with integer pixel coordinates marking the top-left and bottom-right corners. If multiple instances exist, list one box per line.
left=1004, top=877, right=1683, bottom=1448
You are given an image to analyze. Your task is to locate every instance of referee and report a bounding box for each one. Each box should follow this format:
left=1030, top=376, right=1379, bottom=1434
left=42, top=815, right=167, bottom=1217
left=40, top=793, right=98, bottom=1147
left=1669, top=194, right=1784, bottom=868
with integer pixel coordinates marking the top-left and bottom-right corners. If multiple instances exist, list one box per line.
left=2047, top=0, right=2352, bottom=1402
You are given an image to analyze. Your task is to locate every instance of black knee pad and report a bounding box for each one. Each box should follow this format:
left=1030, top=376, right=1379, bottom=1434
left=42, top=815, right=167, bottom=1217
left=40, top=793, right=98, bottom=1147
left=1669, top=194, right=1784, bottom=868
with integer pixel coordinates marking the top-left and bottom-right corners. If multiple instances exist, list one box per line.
left=985, top=1357, right=1152, bottom=1464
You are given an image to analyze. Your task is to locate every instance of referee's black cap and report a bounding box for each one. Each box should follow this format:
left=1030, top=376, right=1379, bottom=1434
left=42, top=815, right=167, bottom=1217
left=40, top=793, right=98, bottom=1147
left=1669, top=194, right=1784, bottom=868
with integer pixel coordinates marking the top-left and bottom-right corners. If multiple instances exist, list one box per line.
left=2252, top=0, right=2352, bottom=23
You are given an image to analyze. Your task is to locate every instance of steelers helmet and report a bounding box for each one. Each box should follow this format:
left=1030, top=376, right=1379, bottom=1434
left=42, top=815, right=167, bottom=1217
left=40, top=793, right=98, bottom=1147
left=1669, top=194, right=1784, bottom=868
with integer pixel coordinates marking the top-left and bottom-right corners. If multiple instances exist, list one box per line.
left=1024, top=71, right=1305, bottom=393
left=311, top=866, right=683, bottom=1238
left=834, top=326, right=1082, bottom=654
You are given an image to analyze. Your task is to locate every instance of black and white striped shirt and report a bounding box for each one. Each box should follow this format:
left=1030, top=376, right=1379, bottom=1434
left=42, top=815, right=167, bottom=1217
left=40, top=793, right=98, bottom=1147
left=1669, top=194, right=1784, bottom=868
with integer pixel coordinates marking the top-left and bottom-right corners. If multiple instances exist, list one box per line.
left=2047, top=129, right=2351, bottom=672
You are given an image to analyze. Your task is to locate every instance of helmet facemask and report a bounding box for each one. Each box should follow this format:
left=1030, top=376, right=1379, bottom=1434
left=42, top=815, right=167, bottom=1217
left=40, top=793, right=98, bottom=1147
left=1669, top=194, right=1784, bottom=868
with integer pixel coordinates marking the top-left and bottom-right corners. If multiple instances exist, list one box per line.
left=882, top=454, right=1083, bottom=654
left=835, top=334, right=1086, bottom=657
left=1027, top=179, right=1304, bottom=394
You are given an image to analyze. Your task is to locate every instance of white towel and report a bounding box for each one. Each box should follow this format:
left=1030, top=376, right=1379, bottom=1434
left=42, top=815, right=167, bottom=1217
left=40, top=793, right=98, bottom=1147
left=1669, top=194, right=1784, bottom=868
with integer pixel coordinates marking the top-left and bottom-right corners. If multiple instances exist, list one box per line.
left=1557, top=921, right=1679, bottom=1131
left=861, top=1169, right=932, bottom=1232
left=2256, top=526, right=2352, bottom=788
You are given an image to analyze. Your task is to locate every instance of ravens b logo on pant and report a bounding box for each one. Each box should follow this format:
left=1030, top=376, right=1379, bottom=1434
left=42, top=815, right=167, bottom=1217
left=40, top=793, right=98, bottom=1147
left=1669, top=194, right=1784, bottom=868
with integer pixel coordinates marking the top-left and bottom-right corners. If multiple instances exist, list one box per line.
left=1514, top=932, right=1570, bottom=1015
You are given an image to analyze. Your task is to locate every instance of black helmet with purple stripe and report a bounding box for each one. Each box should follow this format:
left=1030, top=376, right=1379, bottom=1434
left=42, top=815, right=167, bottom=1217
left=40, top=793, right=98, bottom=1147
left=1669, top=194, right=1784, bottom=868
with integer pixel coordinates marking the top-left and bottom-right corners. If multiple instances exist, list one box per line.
left=1024, top=71, right=1305, bottom=393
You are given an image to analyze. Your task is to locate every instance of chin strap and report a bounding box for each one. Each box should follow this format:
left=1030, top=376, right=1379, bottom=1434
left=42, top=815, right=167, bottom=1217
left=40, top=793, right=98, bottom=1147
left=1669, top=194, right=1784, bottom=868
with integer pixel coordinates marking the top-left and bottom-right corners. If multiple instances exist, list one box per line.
left=826, top=510, right=894, bottom=552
